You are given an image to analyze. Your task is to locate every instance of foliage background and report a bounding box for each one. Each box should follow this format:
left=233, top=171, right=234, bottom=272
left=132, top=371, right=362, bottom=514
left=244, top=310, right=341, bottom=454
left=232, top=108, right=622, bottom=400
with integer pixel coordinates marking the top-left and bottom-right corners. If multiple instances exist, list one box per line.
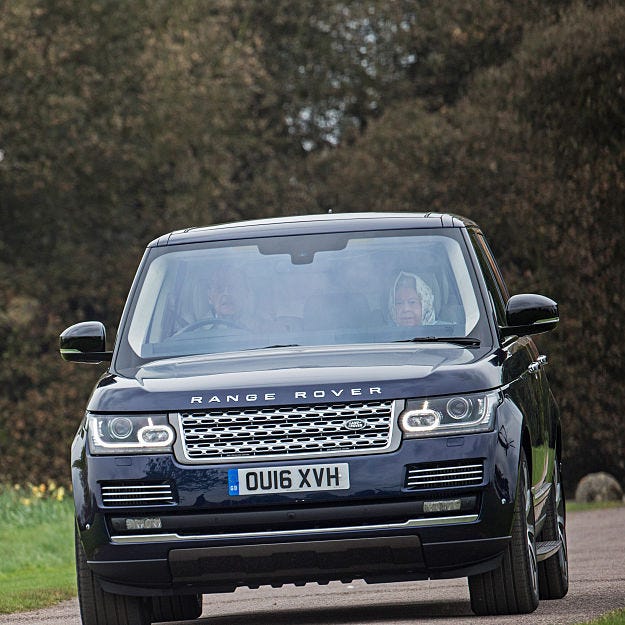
left=1, top=0, right=623, bottom=492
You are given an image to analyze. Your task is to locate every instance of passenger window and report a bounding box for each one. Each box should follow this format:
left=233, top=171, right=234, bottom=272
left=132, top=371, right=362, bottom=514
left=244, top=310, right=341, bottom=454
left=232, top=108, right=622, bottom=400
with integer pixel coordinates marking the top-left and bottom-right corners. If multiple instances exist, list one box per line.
left=469, top=231, right=508, bottom=326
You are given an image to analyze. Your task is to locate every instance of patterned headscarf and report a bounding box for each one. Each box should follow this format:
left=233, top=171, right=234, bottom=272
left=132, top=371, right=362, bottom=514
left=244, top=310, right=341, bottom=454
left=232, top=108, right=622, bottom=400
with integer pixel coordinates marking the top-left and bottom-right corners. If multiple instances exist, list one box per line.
left=388, top=271, right=435, bottom=325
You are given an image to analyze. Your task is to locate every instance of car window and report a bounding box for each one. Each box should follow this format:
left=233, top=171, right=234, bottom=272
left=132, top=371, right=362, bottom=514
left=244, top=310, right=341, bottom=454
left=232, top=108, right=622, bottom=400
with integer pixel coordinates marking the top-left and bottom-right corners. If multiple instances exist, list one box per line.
left=469, top=230, right=508, bottom=326
left=119, top=229, right=489, bottom=368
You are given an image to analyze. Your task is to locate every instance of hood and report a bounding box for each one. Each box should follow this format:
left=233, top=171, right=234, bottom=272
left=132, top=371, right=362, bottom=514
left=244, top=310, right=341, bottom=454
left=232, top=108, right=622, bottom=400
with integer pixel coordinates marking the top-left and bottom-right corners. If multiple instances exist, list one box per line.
left=88, top=343, right=504, bottom=412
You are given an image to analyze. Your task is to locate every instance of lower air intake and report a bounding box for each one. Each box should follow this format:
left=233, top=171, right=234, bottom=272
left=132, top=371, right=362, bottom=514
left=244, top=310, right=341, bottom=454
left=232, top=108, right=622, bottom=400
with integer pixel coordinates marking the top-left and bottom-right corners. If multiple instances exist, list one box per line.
left=101, top=483, right=175, bottom=506
left=405, top=460, right=484, bottom=490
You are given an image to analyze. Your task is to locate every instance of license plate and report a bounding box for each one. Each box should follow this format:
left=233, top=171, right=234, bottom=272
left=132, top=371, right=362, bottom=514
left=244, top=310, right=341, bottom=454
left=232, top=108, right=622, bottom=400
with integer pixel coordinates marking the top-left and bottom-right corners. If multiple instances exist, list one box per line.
left=228, top=463, right=350, bottom=496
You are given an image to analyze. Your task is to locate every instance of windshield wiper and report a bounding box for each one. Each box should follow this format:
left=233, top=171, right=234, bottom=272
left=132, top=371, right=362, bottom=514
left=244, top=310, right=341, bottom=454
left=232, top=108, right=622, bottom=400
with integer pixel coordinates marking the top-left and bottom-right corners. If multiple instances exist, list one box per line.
left=252, top=344, right=301, bottom=350
left=395, top=336, right=481, bottom=347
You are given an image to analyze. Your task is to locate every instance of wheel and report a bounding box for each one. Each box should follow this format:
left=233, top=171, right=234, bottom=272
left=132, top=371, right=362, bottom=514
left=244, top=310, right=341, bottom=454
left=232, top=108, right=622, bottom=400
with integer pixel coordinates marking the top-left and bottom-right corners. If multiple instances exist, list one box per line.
left=151, top=595, right=203, bottom=622
left=75, top=526, right=152, bottom=625
left=468, top=449, right=539, bottom=615
left=538, top=456, right=569, bottom=599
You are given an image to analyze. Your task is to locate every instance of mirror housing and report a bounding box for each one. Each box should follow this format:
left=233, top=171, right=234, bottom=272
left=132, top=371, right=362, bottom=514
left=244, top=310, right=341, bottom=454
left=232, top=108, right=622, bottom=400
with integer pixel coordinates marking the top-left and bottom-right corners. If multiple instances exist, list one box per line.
left=500, top=294, right=559, bottom=338
left=60, top=321, right=113, bottom=363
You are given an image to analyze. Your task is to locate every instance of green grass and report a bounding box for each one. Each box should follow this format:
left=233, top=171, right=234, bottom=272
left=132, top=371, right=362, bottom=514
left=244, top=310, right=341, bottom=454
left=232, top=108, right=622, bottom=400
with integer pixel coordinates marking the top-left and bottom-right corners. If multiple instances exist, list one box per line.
left=580, top=609, right=625, bottom=625
left=0, top=484, right=76, bottom=614
left=566, top=499, right=624, bottom=513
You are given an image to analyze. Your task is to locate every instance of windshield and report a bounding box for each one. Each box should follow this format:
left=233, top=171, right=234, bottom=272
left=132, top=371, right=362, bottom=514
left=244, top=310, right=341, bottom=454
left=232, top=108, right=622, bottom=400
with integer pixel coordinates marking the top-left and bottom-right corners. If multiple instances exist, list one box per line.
left=115, top=228, right=489, bottom=371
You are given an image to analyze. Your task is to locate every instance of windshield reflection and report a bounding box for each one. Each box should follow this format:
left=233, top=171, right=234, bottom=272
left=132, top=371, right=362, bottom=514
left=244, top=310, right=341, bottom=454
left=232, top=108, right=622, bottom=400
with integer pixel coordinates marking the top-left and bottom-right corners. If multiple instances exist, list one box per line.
left=121, top=230, right=484, bottom=366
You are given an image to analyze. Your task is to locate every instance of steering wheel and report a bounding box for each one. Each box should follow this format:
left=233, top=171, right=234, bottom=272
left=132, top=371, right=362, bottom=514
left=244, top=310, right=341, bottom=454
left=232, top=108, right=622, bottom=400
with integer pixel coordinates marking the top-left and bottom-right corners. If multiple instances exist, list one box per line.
left=174, top=316, right=245, bottom=336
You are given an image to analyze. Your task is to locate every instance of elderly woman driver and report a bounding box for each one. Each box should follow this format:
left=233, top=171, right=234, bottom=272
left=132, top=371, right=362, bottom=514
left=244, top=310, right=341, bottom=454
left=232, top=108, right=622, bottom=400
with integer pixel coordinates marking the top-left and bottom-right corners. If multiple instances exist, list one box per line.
left=389, top=271, right=435, bottom=326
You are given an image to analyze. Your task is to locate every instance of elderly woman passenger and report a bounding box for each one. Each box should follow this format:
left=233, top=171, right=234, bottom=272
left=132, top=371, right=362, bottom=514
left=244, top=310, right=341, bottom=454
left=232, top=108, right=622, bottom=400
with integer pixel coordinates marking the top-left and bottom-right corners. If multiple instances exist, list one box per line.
left=389, top=271, right=435, bottom=327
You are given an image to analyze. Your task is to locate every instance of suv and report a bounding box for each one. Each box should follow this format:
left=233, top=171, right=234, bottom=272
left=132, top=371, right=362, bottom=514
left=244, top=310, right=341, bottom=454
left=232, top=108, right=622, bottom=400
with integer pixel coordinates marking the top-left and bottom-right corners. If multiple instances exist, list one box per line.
left=61, top=213, right=568, bottom=624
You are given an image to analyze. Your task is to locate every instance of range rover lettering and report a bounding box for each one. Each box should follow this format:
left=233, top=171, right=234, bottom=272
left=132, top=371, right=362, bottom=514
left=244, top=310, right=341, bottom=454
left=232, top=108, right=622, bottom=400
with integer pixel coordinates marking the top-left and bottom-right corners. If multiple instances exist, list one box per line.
left=61, top=213, right=568, bottom=624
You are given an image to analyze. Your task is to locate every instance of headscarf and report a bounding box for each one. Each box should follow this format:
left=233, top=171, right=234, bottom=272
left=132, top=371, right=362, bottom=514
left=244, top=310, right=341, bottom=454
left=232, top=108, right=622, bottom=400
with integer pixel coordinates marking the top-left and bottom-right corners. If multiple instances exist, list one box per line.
left=388, top=271, right=435, bottom=326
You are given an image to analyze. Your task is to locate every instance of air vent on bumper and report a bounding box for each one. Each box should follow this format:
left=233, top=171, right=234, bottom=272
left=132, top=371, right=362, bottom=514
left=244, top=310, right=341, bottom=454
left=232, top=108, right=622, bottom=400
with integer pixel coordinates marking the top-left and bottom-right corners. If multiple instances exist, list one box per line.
left=405, top=460, right=484, bottom=490
left=101, top=483, right=175, bottom=506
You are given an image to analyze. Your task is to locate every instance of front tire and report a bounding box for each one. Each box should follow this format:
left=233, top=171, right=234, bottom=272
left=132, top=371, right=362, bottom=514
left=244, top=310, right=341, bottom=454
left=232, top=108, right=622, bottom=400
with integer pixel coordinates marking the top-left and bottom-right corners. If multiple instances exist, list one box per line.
left=75, top=526, right=152, bottom=625
left=469, top=450, right=540, bottom=615
left=538, top=456, right=569, bottom=599
left=151, top=595, right=203, bottom=622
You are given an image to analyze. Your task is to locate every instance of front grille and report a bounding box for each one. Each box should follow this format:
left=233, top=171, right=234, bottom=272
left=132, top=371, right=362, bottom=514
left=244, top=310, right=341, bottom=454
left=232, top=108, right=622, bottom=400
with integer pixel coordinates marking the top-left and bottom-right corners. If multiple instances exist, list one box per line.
left=405, top=460, right=484, bottom=490
left=101, top=483, right=175, bottom=506
left=176, top=400, right=398, bottom=463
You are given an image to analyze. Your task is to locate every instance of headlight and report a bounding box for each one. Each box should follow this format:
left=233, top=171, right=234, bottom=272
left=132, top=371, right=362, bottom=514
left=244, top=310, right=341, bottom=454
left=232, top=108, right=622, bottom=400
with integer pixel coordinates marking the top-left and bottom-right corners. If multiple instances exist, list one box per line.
left=398, top=391, right=500, bottom=438
left=87, top=414, right=174, bottom=455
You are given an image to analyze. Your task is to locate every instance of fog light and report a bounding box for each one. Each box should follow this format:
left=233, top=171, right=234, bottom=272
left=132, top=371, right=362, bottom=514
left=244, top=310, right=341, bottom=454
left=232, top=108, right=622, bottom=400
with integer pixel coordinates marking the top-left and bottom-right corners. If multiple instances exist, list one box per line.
left=125, top=517, right=162, bottom=530
left=423, top=499, right=462, bottom=513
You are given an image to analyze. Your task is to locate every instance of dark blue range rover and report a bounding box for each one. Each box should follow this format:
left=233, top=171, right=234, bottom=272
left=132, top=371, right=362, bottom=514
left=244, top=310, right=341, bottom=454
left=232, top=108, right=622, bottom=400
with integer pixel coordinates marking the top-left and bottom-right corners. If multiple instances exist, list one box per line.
left=61, top=213, right=568, bottom=624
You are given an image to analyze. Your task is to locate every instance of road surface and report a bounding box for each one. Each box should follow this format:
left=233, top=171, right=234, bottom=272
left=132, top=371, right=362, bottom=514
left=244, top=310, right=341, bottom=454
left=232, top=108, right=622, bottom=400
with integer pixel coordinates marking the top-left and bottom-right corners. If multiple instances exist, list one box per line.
left=2, top=506, right=623, bottom=625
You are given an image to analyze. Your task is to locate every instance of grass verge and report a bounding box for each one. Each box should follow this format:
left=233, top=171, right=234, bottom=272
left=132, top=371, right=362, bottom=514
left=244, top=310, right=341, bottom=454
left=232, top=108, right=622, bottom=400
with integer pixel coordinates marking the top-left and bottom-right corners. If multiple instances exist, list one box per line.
left=580, top=609, right=625, bottom=625
left=566, top=500, right=624, bottom=513
left=0, top=484, right=76, bottom=614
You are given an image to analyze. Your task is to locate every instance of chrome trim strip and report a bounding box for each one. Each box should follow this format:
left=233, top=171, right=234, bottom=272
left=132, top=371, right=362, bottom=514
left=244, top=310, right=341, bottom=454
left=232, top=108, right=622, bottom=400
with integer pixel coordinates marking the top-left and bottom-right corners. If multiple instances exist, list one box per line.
left=533, top=482, right=552, bottom=505
left=102, top=485, right=172, bottom=491
left=110, top=514, right=479, bottom=544
left=102, top=496, right=174, bottom=505
left=534, top=317, right=559, bottom=325
left=406, top=476, right=482, bottom=486
left=408, top=464, right=482, bottom=474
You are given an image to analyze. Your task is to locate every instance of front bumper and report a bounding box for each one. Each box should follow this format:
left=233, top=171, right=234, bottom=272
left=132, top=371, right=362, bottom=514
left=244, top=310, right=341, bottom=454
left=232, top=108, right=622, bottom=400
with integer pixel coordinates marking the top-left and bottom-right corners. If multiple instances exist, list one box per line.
left=73, top=429, right=519, bottom=595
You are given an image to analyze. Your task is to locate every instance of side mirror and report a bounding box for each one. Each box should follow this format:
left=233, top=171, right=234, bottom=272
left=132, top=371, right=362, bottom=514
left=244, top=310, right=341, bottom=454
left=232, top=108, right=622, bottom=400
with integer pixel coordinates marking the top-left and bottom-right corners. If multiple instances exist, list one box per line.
left=60, top=321, right=113, bottom=363
left=500, top=294, right=559, bottom=338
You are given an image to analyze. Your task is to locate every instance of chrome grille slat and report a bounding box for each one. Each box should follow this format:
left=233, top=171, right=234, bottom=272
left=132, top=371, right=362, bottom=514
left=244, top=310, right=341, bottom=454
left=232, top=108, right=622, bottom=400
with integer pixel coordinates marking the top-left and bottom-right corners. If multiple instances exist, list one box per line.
left=407, top=470, right=482, bottom=481
left=177, top=400, right=396, bottom=462
left=407, top=473, right=483, bottom=482
left=407, top=478, right=482, bottom=486
left=102, top=485, right=172, bottom=492
left=101, top=483, right=174, bottom=506
left=405, top=460, right=484, bottom=490
left=407, top=464, right=483, bottom=474
left=407, top=471, right=483, bottom=481
left=103, top=496, right=174, bottom=503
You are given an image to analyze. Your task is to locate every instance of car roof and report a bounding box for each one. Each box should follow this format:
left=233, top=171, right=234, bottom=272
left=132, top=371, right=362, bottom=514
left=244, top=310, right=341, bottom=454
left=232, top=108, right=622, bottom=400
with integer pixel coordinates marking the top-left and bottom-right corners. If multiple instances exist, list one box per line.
left=149, top=212, right=477, bottom=247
